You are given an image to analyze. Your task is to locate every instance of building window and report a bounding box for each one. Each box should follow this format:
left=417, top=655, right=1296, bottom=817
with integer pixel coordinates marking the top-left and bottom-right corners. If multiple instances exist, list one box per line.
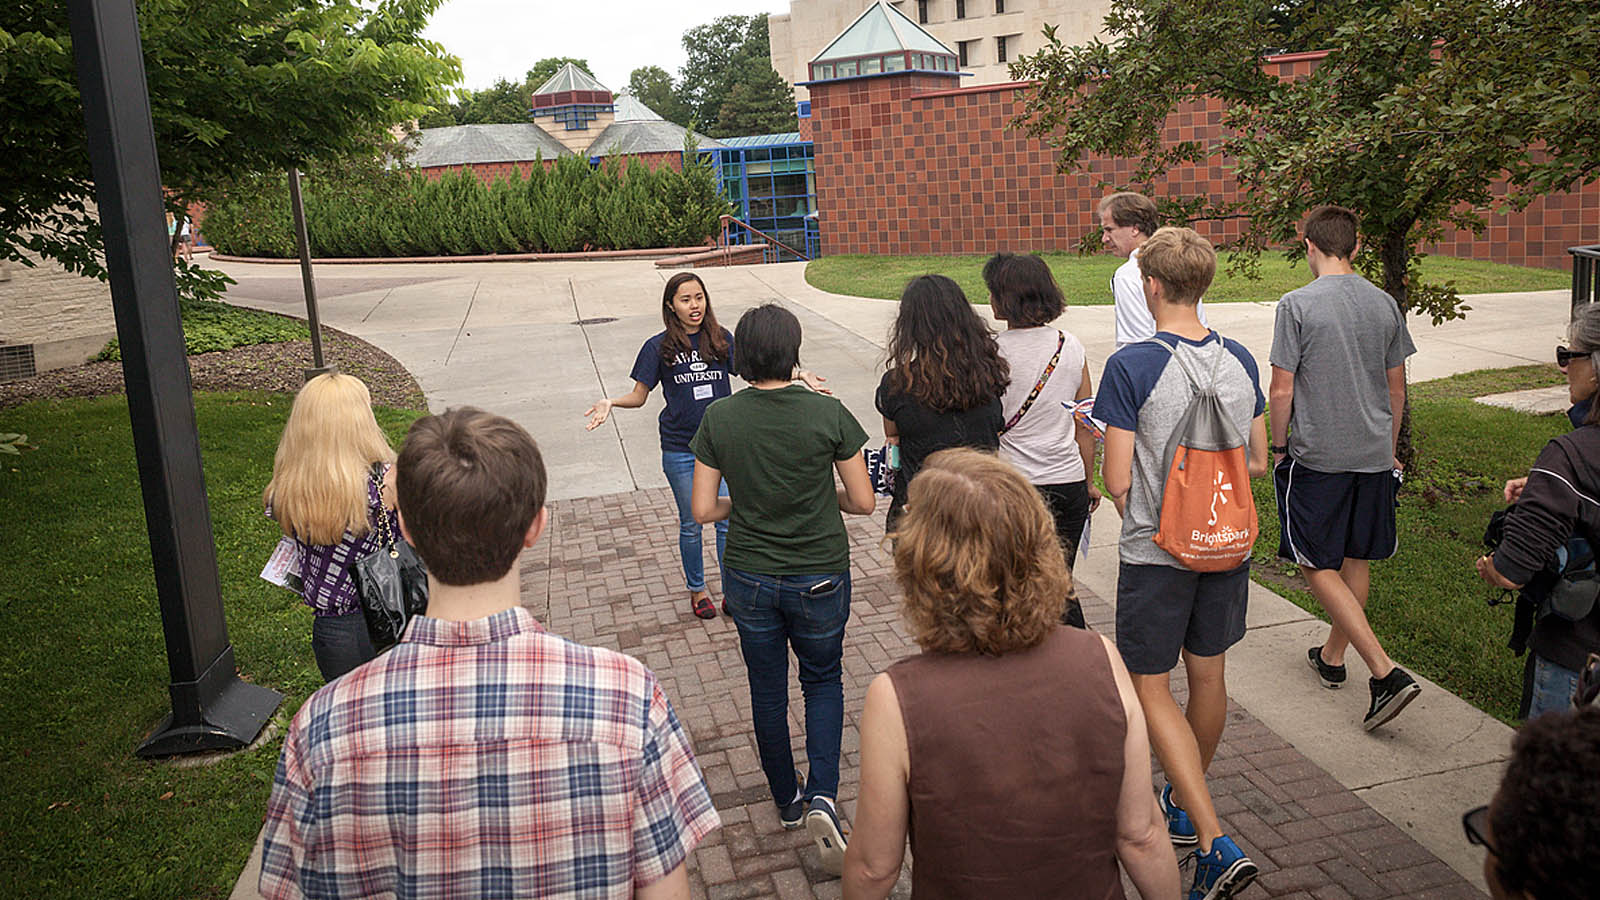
left=838, top=60, right=857, bottom=77
left=956, top=0, right=966, bottom=19
left=957, top=40, right=970, bottom=68
left=996, top=0, right=1005, bottom=12
left=863, top=56, right=882, bottom=75
left=997, top=35, right=1007, bottom=63
left=818, top=63, right=834, bottom=79
left=884, top=53, right=906, bottom=72
left=918, top=0, right=929, bottom=24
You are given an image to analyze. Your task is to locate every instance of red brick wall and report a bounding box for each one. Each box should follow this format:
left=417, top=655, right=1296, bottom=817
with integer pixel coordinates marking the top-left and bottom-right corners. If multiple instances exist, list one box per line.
left=809, top=59, right=1599, bottom=270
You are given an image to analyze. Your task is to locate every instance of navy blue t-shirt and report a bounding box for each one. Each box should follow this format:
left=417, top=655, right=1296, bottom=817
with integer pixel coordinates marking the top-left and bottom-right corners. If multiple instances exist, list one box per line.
left=630, top=329, right=735, bottom=453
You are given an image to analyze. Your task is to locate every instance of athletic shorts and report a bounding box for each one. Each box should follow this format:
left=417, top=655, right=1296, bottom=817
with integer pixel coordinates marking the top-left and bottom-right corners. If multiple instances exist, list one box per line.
left=1274, top=458, right=1399, bottom=571
left=1115, top=561, right=1249, bottom=675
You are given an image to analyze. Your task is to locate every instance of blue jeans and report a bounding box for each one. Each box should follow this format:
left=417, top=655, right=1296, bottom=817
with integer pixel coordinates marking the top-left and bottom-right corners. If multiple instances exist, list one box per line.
left=661, top=451, right=727, bottom=592
left=1527, top=654, right=1580, bottom=719
left=311, top=610, right=376, bottom=682
left=722, top=567, right=851, bottom=805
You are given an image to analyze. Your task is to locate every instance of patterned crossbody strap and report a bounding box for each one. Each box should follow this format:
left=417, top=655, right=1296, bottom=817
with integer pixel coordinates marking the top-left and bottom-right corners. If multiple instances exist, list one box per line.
left=1000, top=330, right=1066, bottom=434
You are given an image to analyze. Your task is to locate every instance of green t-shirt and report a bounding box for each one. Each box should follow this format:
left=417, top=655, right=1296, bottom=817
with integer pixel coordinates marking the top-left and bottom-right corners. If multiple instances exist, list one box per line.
left=690, top=385, right=869, bottom=575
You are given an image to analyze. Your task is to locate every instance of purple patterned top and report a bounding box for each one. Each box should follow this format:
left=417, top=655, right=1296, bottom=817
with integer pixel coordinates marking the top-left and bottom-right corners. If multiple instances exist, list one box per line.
left=268, top=464, right=398, bottom=617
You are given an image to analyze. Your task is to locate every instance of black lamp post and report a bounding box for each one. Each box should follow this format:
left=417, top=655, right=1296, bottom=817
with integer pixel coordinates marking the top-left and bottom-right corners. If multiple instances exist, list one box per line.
left=66, top=0, right=282, bottom=757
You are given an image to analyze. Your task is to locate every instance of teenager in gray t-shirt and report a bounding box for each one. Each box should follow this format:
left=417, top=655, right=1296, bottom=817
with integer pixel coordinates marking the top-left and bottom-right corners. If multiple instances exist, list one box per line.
left=1269, top=273, right=1416, bottom=473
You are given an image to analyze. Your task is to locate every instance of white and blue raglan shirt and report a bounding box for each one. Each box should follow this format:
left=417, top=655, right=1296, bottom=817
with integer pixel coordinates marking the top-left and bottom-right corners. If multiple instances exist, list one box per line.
left=1096, top=332, right=1265, bottom=568
left=630, top=329, right=735, bottom=454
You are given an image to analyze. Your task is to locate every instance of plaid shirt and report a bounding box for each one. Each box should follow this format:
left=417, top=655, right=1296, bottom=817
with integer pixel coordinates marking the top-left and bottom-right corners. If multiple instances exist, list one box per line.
left=259, top=607, right=719, bottom=899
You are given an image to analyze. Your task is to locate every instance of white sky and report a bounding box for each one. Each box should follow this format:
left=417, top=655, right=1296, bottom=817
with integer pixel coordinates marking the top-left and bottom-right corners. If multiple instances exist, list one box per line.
left=422, top=0, right=793, bottom=94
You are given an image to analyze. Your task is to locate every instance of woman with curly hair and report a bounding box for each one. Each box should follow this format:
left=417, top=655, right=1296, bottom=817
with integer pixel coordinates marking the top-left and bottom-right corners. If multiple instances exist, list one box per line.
left=264, top=372, right=399, bottom=682
left=842, top=449, right=1180, bottom=899
left=875, top=275, right=1008, bottom=532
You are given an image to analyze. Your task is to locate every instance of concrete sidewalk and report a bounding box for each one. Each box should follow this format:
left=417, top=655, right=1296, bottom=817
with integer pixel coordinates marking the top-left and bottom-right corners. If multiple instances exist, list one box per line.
left=218, top=256, right=1566, bottom=897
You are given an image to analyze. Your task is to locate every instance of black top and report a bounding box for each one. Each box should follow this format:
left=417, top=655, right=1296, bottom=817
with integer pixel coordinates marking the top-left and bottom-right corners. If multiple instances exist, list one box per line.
left=1494, top=425, right=1600, bottom=669
left=875, top=372, right=1004, bottom=524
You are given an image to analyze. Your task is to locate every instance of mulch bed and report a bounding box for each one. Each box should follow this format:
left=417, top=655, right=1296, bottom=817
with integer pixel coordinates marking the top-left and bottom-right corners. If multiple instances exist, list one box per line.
left=0, top=328, right=425, bottom=410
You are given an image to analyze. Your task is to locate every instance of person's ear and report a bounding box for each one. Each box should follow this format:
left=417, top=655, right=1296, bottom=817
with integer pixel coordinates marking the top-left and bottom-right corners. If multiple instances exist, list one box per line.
left=524, top=506, right=549, bottom=548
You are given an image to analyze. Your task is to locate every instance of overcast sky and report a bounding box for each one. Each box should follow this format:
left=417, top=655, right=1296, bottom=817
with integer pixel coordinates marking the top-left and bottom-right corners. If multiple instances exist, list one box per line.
left=422, top=0, right=792, bottom=94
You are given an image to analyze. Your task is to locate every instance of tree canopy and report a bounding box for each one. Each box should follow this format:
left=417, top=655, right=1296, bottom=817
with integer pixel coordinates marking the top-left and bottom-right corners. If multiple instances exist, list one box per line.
left=676, top=14, right=795, bottom=137
left=1011, top=0, right=1599, bottom=323
left=626, top=65, right=689, bottom=127
left=2, top=0, right=459, bottom=293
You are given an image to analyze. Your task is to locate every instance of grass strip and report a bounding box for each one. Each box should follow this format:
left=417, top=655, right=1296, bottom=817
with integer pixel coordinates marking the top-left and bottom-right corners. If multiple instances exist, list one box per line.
left=0, top=391, right=421, bottom=898
left=806, top=252, right=1569, bottom=304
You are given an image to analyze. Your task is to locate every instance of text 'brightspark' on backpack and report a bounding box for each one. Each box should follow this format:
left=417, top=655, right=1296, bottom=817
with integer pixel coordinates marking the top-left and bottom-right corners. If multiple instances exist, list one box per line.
left=1150, top=338, right=1258, bottom=572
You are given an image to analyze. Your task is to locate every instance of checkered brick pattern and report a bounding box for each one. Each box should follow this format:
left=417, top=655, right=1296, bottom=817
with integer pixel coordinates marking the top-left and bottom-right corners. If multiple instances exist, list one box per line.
left=807, top=58, right=1596, bottom=271
left=528, top=488, right=1487, bottom=898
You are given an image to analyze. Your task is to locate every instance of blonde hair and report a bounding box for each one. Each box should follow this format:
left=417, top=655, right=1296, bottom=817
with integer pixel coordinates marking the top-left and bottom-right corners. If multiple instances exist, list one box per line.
left=892, top=448, right=1071, bottom=655
left=263, top=373, right=396, bottom=546
left=1137, top=226, right=1216, bottom=305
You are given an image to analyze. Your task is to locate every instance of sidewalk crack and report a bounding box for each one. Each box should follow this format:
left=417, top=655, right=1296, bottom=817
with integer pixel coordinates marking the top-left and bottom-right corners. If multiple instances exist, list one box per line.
left=443, top=279, right=481, bottom=366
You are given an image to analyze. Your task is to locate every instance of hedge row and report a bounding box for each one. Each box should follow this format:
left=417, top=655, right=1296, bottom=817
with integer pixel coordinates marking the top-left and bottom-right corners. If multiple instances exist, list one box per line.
left=202, top=152, right=733, bottom=258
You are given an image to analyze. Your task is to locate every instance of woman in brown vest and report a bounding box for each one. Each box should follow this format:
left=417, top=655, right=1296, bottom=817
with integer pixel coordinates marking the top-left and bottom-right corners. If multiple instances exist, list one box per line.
left=842, top=448, right=1180, bottom=899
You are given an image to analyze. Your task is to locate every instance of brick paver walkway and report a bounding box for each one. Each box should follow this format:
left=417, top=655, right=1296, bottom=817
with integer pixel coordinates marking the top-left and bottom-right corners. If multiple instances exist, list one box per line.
left=523, top=488, right=1486, bottom=899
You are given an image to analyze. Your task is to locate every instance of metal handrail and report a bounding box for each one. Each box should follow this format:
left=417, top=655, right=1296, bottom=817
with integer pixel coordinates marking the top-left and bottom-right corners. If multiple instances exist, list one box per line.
left=1569, top=245, right=1600, bottom=316
left=719, top=215, right=810, bottom=262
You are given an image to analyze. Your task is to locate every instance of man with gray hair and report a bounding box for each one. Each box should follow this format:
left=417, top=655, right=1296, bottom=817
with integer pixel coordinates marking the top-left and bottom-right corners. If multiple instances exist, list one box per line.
left=1098, top=191, right=1207, bottom=349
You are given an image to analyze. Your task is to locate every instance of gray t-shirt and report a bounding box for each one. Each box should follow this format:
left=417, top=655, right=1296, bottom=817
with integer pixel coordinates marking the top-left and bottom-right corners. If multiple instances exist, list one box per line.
left=1098, top=333, right=1265, bottom=568
left=1270, top=274, right=1416, bottom=473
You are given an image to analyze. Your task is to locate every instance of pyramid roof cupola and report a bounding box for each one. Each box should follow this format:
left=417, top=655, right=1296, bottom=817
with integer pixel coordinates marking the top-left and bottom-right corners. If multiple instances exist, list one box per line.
left=805, top=1, right=960, bottom=82
left=530, top=63, right=615, bottom=139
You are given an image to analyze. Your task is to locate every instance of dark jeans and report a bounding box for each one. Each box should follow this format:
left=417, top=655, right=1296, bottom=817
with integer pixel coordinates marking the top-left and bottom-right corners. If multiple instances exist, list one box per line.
left=311, top=610, right=377, bottom=682
left=1036, top=481, right=1089, bottom=628
left=722, top=566, right=851, bottom=805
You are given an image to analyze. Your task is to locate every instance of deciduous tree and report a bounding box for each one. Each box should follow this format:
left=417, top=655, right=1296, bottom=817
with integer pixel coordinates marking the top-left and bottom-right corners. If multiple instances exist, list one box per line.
left=1011, top=0, right=1598, bottom=324
left=1, top=0, right=459, bottom=297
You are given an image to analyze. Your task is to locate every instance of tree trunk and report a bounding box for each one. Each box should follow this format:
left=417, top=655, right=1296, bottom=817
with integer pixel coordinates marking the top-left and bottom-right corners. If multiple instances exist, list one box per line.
left=1381, top=226, right=1417, bottom=472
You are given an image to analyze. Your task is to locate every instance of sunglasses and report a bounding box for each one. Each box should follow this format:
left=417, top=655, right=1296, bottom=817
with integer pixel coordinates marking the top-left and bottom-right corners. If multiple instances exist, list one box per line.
left=1556, top=345, right=1588, bottom=367
left=1462, top=805, right=1498, bottom=857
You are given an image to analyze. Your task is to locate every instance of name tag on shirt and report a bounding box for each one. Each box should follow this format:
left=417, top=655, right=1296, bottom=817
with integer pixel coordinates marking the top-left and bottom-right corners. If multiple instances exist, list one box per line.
left=694, top=384, right=714, bottom=400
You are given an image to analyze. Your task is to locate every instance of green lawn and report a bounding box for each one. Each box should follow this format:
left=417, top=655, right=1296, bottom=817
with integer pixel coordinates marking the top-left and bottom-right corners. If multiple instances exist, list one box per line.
left=1248, top=365, right=1570, bottom=724
left=0, top=392, right=422, bottom=898
left=806, top=252, right=1571, bottom=304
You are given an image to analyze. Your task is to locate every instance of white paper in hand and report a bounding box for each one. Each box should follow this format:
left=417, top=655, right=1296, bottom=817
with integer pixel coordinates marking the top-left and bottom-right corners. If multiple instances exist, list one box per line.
left=260, top=536, right=303, bottom=591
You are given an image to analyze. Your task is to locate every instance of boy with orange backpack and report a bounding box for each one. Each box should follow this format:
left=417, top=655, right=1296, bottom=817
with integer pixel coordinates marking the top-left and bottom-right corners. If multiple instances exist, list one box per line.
left=1098, top=226, right=1269, bottom=900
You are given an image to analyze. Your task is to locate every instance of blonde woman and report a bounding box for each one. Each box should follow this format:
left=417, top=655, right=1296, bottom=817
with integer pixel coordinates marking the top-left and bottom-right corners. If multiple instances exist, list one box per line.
left=844, top=449, right=1179, bottom=899
left=264, top=373, right=398, bottom=682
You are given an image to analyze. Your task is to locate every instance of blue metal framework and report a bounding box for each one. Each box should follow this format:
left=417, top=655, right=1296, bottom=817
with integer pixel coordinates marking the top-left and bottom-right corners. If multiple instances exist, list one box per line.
left=713, top=135, right=817, bottom=260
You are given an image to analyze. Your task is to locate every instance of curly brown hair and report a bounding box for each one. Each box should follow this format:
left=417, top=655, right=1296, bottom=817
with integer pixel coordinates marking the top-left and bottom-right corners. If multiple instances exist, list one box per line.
left=892, top=448, right=1071, bottom=655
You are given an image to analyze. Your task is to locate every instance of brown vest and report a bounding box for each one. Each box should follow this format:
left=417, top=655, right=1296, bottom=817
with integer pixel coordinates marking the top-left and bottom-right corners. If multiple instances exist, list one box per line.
left=886, top=625, right=1128, bottom=899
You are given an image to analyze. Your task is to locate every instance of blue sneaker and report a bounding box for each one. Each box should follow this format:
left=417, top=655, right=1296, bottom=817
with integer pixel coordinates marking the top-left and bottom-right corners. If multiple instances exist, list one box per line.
left=804, top=795, right=849, bottom=876
left=1187, top=835, right=1258, bottom=900
left=1160, top=783, right=1199, bottom=847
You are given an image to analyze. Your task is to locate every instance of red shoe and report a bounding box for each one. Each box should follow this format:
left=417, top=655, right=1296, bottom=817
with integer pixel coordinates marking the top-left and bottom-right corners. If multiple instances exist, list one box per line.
left=691, top=594, right=717, bottom=619
left=721, top=597, right=730, bottom=617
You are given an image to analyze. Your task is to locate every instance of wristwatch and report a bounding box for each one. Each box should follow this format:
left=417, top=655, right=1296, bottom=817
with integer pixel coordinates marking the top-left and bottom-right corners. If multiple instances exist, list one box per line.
left=1270, top=444, right=1289, bottom=454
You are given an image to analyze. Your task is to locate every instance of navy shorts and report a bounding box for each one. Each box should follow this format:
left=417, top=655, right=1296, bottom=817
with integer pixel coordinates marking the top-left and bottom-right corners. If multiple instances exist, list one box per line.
left=1274, top=458, right=1399, bottom=571
left=1115, top=561, right=1249, bottom=675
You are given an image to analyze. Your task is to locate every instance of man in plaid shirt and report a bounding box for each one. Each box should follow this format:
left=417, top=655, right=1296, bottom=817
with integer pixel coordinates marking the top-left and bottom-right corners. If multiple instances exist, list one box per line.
left=260, top=408, right=720, bottom=899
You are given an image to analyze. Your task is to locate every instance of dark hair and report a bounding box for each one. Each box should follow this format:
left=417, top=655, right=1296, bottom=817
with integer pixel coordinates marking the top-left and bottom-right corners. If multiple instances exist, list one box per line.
left=733, top=303, right=801, bottom=383
left=396, top=407, right=546, bottom=586
left=1489, top=706, right=1600, bottom=900
left=1304, top=205, right=1359, bottom=260
left=886, top=275, right=1010, bottom=411
left=1098, top=191, right=1161, bottom=237
left=985, top=253, right=1065, bottom=327
left=660, top=272, right=729, bottom=363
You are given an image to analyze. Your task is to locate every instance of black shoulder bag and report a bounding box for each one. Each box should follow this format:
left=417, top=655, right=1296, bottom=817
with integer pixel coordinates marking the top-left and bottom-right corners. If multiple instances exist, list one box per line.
left=351, top=466, right=429, bottom=650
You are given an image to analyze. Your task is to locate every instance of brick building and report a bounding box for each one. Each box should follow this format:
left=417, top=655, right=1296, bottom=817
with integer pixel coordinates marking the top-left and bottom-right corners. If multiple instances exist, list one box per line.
left=801, top=3, right=1599, bottom=270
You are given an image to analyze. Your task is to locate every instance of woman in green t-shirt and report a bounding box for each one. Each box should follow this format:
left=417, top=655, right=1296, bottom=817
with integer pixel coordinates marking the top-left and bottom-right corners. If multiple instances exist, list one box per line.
left=688, top=303, right=875, bottom=876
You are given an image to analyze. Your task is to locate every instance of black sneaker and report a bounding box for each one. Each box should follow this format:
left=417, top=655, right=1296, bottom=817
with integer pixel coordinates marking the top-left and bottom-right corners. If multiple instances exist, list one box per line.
left=804, top=795, right=848, bottom=875
left=778, top=769, right=805, bottom=829
left=1306, top=646, right=1346, bottom=690
left=1364, top=667, right=1421, bottom=731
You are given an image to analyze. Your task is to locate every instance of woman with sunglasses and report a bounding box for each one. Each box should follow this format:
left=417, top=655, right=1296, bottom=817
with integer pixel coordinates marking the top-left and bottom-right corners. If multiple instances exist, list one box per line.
left=1463, top=705, right=1600, bottom=899
left=1475, top=303, right=1600, bottom=718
